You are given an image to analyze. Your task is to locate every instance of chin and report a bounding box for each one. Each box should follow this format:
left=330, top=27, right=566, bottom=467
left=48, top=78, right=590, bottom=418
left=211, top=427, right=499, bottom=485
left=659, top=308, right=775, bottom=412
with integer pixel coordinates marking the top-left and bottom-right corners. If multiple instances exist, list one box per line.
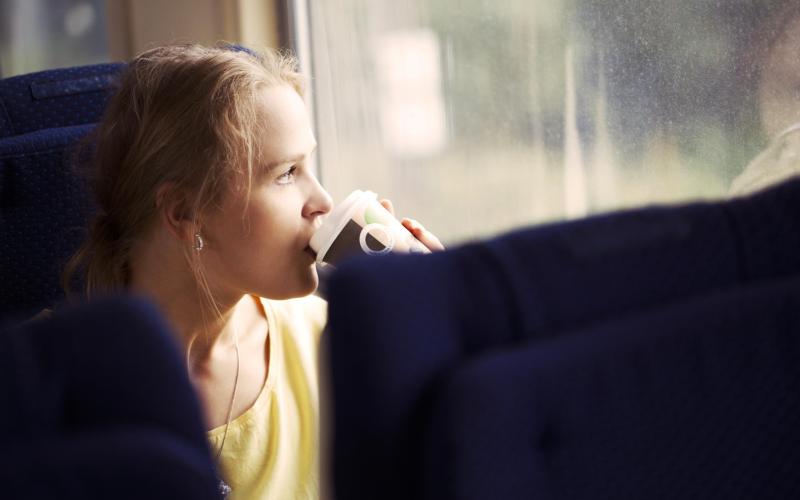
left=265, top=268, right=319, bottom=300
left=293, top=276, right=319, bottom=298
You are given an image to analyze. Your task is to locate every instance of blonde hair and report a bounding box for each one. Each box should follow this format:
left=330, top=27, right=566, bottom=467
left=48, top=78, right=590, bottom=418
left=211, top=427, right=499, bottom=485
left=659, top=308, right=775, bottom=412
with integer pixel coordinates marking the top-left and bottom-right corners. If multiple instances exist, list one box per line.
left=62, top=43, right=304, bottom=302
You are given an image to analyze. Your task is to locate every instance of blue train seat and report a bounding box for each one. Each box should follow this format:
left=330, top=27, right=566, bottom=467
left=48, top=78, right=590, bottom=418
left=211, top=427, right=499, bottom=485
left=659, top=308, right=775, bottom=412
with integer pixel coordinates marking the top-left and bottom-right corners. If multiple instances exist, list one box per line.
left=0, top=63, right=124, bottom=319
left=326, top=178, right=800, bottom=500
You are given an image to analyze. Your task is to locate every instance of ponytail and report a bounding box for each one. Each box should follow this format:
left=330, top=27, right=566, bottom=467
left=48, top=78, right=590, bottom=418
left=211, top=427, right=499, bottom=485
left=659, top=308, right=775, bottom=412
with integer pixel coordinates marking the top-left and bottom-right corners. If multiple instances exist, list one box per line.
left=62, top=212, right=130, bottom=299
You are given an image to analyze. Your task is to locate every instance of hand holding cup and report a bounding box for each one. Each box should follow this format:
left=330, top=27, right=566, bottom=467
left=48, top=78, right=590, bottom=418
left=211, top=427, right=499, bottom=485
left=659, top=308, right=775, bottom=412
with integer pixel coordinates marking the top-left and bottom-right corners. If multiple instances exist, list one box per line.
left=378, top=198, right=445, bottom=252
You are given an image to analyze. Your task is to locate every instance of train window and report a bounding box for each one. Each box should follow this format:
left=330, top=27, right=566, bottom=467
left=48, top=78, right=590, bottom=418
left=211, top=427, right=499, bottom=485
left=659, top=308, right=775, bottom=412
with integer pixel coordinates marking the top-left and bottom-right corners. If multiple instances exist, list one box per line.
left=0, top=0, right=108, bottom=77
left=304, top=0, right=800, bottom=244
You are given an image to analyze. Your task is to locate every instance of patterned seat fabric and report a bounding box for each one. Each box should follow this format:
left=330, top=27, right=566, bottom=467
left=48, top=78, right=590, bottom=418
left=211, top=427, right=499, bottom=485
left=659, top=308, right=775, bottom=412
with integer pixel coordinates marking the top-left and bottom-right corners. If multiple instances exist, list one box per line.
left=0, top=62, right=127, bottom=319
left=0, top=124, right=96, bottom=318
left=0, top=63, right=124, bottom=138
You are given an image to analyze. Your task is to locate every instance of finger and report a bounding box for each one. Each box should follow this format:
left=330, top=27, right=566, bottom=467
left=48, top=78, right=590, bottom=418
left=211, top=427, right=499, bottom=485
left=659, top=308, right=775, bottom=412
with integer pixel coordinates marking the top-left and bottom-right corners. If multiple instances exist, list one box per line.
left=402, top=218, right=445, bottom=252
left=380, top=198, right=395, bottom=216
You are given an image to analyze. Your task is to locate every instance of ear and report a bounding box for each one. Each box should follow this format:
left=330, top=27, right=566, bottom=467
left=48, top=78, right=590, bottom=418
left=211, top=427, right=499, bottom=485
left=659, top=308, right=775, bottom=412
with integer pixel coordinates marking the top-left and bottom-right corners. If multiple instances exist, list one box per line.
left=155, top=182, right=197, bottom=242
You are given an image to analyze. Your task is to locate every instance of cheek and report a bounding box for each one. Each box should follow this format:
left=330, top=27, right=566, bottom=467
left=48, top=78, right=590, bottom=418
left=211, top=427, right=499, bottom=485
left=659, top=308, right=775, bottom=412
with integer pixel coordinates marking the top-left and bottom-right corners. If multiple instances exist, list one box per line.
left=241, top=208, right=302, bottom=258
left=211, top=190, right=306, bottom=261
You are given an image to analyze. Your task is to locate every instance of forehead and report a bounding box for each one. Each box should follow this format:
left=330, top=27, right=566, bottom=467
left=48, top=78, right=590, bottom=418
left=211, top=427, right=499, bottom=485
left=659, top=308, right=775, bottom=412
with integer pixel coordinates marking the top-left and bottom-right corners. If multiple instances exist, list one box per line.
left=256, top=85, right=316, bottom=162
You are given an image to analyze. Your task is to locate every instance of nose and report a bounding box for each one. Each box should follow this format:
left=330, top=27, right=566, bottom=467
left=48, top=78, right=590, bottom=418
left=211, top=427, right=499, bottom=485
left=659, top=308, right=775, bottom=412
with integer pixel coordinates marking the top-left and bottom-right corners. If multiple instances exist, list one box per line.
left=303, top=176, right=333, bottom=219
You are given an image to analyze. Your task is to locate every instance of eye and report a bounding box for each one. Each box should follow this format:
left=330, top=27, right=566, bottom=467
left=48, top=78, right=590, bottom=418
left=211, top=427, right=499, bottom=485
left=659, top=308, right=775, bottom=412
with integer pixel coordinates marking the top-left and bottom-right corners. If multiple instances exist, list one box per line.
left=276, top=165, right=298, bottom=185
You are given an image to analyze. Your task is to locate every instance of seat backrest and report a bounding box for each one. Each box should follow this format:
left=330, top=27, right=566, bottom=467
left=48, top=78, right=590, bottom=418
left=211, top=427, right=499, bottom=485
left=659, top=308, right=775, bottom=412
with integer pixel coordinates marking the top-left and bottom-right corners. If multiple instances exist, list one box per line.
left=0, top=63, right=123, bottom=138
left=0, top=62, right=127, bottom=319
left=325, top=178, right=800, bottom=500
left=0, top=295, right=220, bottom=499
left=420, top=275, right=800, bottom=500
left=0, top=124, right=97, bottom=318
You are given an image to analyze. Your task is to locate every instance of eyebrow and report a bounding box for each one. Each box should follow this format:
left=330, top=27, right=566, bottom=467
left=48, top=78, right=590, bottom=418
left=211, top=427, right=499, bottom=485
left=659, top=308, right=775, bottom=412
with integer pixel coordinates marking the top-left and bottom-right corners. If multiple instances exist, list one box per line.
left=264, top=144, right=318, bottom=171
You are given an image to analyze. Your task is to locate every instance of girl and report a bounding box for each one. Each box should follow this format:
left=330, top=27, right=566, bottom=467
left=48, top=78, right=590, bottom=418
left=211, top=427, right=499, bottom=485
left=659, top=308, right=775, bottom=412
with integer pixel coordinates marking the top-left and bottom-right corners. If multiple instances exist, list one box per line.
left=63, top=43, right=442, bottom=499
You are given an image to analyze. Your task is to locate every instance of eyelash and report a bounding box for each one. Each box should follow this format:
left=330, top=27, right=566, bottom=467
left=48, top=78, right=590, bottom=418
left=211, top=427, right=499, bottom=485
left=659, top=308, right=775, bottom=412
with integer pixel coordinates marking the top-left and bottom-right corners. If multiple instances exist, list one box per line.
left=276, top=165, right=298, bottom=185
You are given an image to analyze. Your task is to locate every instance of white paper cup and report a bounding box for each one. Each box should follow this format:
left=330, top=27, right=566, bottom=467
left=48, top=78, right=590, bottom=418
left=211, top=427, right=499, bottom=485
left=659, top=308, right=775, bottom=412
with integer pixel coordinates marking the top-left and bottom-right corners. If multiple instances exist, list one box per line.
left=309, top=190, right=430, bottom=266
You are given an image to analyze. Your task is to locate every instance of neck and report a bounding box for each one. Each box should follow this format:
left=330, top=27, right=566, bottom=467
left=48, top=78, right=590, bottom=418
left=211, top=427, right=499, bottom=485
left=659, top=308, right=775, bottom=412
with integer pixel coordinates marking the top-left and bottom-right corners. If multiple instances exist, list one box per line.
left=128, top=233, right=243, bottom=367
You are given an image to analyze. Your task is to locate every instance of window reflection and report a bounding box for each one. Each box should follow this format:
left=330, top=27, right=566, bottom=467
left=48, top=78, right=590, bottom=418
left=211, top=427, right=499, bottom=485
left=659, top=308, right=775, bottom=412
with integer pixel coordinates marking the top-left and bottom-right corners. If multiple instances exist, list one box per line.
left=308, top=0, right=798, bottom=244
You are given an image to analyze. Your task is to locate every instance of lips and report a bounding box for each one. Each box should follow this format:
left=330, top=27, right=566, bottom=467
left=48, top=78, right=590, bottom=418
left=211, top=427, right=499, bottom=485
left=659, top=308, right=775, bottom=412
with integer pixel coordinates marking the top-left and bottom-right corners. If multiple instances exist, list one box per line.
left=304, top=246, right=317, bottom=259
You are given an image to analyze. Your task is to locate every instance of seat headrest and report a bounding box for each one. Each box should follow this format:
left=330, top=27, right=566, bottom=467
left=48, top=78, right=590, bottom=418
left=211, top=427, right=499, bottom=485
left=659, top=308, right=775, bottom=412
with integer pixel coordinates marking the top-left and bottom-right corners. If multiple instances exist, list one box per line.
left=0, top=62, right=124, bottom=138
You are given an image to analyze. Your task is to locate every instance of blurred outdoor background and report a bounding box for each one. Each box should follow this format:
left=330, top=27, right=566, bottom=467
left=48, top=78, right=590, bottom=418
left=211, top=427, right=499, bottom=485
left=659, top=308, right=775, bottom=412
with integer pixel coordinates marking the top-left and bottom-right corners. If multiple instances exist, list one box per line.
left=3, top=0, right=799, bottom=245
left=309, top=0, right=800, bottom=244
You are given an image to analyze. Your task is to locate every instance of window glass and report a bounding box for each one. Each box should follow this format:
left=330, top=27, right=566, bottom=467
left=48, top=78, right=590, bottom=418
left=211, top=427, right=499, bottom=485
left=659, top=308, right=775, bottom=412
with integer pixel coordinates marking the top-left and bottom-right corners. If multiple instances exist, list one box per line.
left=307, top=0, right=800, bottom=244
left=0, top=0, right=108, bottom=77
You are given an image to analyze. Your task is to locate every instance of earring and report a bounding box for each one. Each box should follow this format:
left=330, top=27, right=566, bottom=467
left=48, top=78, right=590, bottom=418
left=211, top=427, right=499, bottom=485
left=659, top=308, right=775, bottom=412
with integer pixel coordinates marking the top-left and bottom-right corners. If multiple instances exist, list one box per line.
left=193, top=233, right=205, bottom=252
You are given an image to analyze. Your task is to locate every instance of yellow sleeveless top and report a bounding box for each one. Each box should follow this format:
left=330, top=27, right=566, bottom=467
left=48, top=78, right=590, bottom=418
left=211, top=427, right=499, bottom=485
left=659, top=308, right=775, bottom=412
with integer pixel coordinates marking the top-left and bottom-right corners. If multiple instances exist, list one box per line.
left=207, top=295, right=327, bottom=500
